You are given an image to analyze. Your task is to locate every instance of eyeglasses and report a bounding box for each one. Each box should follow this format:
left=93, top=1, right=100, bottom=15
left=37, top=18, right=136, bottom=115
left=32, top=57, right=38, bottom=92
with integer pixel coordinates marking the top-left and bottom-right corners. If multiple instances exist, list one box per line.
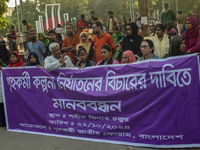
left=140, top=46, right=149, bottom=49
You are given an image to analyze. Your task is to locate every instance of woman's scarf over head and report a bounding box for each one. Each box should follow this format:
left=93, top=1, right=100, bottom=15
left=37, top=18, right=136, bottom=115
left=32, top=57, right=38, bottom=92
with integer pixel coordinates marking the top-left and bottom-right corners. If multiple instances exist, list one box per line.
left=168, top=36, right=185, bottom=56
left=126, top=22, right=139, bottom=39
left=182, top=17, right=199, bottom=51
left=9, top=51, right=23, bottom=67
left=76, top=32, right=92, bottom=54
left=37, top=32, right=49, bottom=47
left=28, top=52, right=40, bottom=66
left=122, top=50, right=136, bottom=63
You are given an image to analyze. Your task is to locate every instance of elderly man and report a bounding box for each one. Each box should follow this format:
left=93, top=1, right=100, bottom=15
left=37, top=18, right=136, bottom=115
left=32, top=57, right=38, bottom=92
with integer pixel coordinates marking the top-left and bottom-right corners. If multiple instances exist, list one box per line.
left=44, top=43, right=74, bottom=72
left=161, top=3, right=176, bottom=25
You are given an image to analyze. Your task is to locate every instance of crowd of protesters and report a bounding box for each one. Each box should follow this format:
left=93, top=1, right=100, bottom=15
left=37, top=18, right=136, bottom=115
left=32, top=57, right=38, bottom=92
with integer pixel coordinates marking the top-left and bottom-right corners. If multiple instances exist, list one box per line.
left=0, top=3, right=200, bottom=126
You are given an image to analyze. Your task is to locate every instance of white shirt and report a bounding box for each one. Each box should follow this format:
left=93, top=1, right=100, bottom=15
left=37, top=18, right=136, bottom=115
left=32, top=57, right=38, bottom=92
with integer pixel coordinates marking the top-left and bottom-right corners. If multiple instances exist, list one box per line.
left=55, top=27, right=66, bottom=34
left=44, top=55, right=74, bottom=72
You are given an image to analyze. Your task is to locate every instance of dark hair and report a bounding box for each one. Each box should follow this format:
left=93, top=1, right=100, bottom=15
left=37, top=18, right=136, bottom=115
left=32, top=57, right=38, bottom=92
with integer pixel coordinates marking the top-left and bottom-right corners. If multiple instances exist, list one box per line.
left=10, top=52, right=18, bottom=58
left=11, top=26, right=14, bottom=29
left=114, top=26, right=119, bottom=30
left=94, top=21, right=102, bottom=30
left=67, top=23, right=74, bottom=28
left=22, top=20, right=27, bottom=23
left=7, top=34, right=11, bottom=38
left=154, top=23, right=166, bottom=32
left=164, top=3, right=169, bottom=6
left=90, top=11, right=94, bottom=14
left=141, top=39, right=154, bottom=53
left=101, top=45, right=112, bottom=52
left=58, top=24, right=62, bottom=27
left=48, top=30, right=56, bottom=35
left=108, top=11, right=113, bottom=15
left=126, top=22, right=138, bottom=35
left=28, top=29, right=36, bottom=35
left=129, top=19, right=131, bottom=21
left=78, top=47, right=87, bottom=56
left=81, top=14, right=85, bottom=18
left=56, top=33, right=62, bottom=42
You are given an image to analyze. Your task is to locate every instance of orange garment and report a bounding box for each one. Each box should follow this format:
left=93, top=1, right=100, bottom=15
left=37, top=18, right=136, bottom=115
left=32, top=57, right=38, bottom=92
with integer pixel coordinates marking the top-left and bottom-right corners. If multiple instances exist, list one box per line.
left=62, top=34, right=79, bottom=63
left=83, top=28, right=96, bottom=41
left=93, top=32, right=115, bottom=63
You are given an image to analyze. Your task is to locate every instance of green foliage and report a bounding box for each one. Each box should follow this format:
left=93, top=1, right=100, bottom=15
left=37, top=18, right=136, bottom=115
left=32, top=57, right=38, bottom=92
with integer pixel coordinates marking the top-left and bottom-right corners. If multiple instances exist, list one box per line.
left=0, top=0, right=10, bottom=29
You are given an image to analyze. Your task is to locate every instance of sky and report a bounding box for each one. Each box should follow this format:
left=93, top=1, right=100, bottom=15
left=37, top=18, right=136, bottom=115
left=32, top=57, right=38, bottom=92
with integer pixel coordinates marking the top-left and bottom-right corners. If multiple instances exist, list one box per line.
left=6, top=0, right=26, bottom=7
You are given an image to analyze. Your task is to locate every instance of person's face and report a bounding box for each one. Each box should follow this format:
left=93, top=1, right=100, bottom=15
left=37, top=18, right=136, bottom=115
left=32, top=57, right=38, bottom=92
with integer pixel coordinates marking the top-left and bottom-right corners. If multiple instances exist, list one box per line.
left=22, top=22, right=26, bottom=25
left=101, top=48, right=112, bottom=60
left=109, top=13, right=113, bottom=18
left=185, top=20, right=193, bottom=30
left=81, top=17, right=85, bottom=21
left=90, top=13, right=94, bottom=17
left=49, top=33, right=56, bottom=41
left=126, top=25, right=132, bottom=36
left=92, top=24, right=100, bottom=34
left=81, top=33, right=87, bottom=43
left=67, top=25, right=74, bottom=34
left=164, top=4, right=169, bottom=9
left=179, top=39, right=186, bottom=52
left=7, top=37, right=11, bottom=42
left=29, top=31, right=37, bottom=41
left=155, top=27, right=164, bottom=37
left=122, top=54, right=129, bottom=64
left=191, top=12, right=198, bottom=19
left=52, top=45, right=61, bottom=59
left=140, top=41, right=153, bottom=55
left=30, top=55, right=36, bottom=63
left=10, top=54, right=18, bottom=64
left=79, top=50, right=87, bottom=62
left=39, top=34, right=44, bottom=41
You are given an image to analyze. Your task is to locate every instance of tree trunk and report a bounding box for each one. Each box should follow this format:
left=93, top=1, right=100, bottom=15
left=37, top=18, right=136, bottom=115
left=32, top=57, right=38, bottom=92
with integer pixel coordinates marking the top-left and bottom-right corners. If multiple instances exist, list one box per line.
left=138, top=0, right=150, bottom=36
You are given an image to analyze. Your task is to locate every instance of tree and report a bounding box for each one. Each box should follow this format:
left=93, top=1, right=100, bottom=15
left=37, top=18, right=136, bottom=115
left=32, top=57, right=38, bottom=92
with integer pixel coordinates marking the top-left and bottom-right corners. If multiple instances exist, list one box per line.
left=0, top=0, right=9, bottom=29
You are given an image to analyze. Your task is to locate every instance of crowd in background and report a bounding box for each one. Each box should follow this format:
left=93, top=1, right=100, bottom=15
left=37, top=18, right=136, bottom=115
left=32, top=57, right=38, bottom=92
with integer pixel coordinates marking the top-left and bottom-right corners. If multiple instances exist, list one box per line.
left=0, top=3, right=200, bottom=126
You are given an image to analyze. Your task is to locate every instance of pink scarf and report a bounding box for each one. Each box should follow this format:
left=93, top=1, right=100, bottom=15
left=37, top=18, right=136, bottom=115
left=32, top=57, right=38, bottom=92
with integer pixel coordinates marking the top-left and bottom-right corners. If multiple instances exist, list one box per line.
left=182, top=17, right=199, bottom=51
left=122, top=50, right=136, bottom=63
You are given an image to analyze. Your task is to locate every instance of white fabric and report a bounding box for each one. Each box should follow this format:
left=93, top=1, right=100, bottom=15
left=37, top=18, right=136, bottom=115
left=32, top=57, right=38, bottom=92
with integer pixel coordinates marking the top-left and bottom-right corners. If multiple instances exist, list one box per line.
left=44, top=55, right=74, bottom=72
left=55, top=27, right=66, bottom=34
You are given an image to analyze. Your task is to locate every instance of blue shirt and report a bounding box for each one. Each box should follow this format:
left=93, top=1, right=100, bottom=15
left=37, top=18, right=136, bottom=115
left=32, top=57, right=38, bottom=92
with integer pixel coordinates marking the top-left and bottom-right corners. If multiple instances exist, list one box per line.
left=27, top=41, right=46, bottom=63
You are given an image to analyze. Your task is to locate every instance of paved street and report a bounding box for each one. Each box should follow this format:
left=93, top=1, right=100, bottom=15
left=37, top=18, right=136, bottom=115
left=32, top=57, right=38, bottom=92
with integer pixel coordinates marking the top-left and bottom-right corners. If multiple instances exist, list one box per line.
left=1, top=127, right=200, bottom=150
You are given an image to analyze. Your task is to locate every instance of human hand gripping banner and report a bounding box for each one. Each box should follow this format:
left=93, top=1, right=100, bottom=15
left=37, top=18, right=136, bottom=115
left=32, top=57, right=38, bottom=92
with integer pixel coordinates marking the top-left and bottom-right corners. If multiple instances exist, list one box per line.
left=2, top=54, right=200, bottom=148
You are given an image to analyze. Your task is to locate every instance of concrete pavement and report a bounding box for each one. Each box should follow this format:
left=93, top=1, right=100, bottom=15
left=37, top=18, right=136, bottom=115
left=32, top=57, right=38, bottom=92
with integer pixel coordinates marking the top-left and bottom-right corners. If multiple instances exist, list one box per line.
left=1, top=127, right=200, bottom=150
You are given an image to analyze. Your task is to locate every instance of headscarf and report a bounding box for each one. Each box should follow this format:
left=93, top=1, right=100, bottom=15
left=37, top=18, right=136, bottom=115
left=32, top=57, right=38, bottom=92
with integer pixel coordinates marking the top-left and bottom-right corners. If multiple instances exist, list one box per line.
left=37, top=32, right=49, bottom=47
left=182, top=17, right=199, bottom=51
left=0, top=39, right=9, bottom=63
left=122, top=50, right=136, bottom=63
left=126, top=22, right=138, bottom=39
left=165, top=36, right=186, bottom=58
left=76, top=32, right=92, bottom=54
left=9, top=52, right=23, bottom=67
left=27, top=52, right=40, bottom=66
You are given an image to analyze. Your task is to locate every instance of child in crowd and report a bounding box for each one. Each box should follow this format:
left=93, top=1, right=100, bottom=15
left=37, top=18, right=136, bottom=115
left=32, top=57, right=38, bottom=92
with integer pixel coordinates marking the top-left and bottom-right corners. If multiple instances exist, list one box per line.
left=9, top=52, right=23, bottom=67
left=76, top=47, right=95, bottom=69
left=121, top=50, right=136, bottom=64
left=26, top=52, right=40, bottom=66
left=96, top=45, right=119, bottom=65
